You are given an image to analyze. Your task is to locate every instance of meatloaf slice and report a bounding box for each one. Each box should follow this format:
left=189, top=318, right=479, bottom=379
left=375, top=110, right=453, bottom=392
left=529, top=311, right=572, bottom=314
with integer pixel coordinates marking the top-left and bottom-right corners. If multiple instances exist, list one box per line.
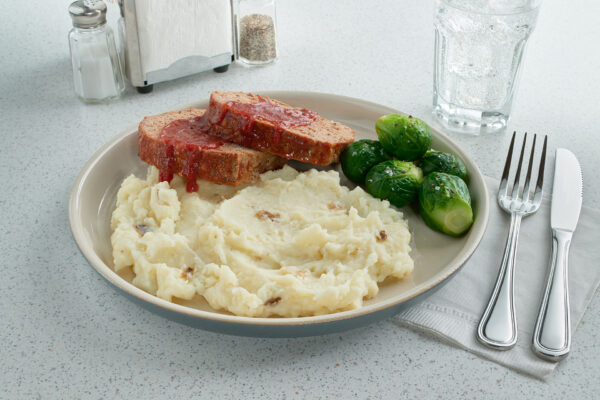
left=138, top=108, right=287, bottom=190
left=205, top=91, right=355, bottom=166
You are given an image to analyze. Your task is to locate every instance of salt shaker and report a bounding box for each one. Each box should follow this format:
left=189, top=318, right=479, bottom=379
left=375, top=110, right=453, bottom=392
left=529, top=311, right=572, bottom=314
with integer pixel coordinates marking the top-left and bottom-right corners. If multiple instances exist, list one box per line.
left=68, top=0, right=125, bottom=102
left=235, top=0, right=278, bottom=65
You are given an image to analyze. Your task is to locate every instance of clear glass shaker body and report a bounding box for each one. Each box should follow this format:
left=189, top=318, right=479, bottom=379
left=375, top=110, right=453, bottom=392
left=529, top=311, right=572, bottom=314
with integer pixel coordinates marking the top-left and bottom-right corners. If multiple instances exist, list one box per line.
left=236, top=0, right=278, bottom=65
left=68, top=24, right=125, bottom=103
left=117, top=17, right=127, bottom=75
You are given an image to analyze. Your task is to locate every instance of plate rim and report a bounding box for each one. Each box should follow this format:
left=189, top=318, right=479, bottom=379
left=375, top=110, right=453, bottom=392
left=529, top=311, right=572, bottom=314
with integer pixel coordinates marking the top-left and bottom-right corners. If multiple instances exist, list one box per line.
left=69, top=90, right=490, bottom=327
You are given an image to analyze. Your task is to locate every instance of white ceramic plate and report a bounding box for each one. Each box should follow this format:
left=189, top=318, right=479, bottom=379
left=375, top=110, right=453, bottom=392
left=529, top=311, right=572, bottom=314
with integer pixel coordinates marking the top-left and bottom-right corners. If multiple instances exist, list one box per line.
left=69, top=91, right=489, bottom=337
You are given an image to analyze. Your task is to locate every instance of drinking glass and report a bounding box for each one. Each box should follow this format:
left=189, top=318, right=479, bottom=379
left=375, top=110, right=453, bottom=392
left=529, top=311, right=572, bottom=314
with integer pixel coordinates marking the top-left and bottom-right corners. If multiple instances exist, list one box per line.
left=433, top=0, right=541, bottom=134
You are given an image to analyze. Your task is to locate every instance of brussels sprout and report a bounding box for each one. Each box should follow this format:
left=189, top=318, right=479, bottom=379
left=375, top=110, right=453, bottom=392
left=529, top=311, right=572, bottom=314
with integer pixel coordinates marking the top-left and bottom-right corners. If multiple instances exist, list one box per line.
left=375, top=114, right=433, bottom=161
left=365, top=160, right=423, bottom=208
left=421, top=151, right=468, bottom=181
left=418, top=172, right=473, bottom=236
left=340, top=139, right=392, bottom=183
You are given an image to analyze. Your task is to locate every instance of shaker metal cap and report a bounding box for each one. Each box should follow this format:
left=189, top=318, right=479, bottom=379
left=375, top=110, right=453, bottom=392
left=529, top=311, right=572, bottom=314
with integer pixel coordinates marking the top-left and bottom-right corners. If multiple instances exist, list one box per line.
left=69, top=0, right=107, bottom=28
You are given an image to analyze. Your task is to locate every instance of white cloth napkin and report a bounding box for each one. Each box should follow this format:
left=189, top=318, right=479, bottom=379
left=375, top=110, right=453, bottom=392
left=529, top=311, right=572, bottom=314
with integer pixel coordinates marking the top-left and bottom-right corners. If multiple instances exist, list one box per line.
left=393, top=176, right=600, bottom=379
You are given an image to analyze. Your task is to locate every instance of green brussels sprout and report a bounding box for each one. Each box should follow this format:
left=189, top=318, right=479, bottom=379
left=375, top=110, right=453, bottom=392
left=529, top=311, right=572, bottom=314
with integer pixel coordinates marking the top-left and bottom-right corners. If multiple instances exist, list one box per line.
left=365, top=160, right=423, bottom=208
left=340, top=139, right=392, bottom=183
left=418, top=172, right=473, bottom=237
left=421, top=151, right=468, bottom=181
left=375, top=114, right=433, bottom=161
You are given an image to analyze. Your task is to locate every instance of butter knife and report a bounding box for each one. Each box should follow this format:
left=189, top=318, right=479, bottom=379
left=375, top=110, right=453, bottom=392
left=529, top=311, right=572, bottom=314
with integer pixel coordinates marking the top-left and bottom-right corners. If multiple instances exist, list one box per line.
left=532, top=148, right=583, bottom=361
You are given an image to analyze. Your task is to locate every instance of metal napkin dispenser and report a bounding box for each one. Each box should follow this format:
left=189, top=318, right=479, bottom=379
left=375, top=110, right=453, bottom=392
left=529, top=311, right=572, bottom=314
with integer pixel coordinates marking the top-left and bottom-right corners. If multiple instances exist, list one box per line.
left=117, top=0, right=234, bottom=93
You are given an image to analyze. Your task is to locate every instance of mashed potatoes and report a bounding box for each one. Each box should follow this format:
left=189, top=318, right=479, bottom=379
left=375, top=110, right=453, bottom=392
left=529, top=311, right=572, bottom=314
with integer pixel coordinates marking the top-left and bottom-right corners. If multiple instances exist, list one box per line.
left=111, top=166, right=413, bottom=317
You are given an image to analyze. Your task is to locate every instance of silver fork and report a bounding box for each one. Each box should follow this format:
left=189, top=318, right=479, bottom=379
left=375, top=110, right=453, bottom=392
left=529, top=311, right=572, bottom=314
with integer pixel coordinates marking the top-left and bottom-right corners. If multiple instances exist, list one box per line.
left=477, top=132, right=548, bottom=350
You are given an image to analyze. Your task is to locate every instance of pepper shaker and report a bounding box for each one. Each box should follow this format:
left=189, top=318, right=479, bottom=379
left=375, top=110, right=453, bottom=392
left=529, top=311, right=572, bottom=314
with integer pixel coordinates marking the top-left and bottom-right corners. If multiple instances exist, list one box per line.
left=68, top=0, right=125, bottom=102
left=235, top=0, right=278, bottom=65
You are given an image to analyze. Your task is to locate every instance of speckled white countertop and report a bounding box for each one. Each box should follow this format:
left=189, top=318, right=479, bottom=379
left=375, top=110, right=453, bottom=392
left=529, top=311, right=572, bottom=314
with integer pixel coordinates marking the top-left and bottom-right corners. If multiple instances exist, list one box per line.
left=1, top=0, right=599, bottom=398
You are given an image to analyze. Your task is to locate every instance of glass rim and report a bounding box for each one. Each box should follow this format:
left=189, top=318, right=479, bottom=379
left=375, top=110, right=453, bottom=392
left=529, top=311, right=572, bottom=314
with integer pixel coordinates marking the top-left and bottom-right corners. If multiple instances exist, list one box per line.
left=438, top=0, right=542, bottom=16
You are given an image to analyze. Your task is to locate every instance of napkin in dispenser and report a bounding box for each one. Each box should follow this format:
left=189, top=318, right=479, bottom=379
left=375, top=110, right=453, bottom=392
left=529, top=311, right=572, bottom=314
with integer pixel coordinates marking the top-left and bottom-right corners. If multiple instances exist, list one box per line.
left=118, top=0, right=234, bottom=93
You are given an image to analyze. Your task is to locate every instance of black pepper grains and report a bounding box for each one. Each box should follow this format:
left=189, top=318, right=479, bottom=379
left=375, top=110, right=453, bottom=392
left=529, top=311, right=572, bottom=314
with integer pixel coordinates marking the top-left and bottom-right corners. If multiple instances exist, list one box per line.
left=239, top=14, right=277, bottom=63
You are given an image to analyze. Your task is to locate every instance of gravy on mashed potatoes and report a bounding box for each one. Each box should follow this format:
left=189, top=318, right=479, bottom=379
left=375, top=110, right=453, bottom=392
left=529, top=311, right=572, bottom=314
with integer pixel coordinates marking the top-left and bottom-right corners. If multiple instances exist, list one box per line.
left=111, top=165, right=414, bottom=317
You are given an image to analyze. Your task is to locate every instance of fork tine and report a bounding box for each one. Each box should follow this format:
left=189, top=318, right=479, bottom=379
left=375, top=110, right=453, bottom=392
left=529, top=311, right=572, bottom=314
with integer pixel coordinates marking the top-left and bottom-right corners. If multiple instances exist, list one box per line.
left=521, top=134, right=537, bottom=202
left=533, top=135, right=548, bottom=202
left=499, top=131, right=516, bottom=197
left=510, top=133, right=528, bottom=199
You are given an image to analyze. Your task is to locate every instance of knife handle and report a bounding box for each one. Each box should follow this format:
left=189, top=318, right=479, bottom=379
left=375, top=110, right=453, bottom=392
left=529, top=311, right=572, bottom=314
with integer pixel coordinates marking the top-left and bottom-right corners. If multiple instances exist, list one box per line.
left=532, top=229, right=572, bottom=361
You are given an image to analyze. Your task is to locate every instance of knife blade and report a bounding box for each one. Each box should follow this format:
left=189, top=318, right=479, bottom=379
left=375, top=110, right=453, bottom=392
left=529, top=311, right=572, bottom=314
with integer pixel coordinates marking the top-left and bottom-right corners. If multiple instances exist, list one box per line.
left=532, top=148, right=583, bottom=361
left=550, top=149, right=583, bottom=231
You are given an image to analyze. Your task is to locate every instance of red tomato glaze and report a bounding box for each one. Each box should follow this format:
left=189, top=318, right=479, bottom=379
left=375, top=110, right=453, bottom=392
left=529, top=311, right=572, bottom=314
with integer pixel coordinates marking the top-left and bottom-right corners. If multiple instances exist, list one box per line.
left=216, top=96, right=319, bottom=147
left=158, top=116, right=225, bottom=192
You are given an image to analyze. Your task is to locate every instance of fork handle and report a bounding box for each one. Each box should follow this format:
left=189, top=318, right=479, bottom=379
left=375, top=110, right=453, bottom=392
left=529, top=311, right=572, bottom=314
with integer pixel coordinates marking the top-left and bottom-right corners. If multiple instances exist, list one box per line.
left=477, top=213, right=521, bottom=350
left=532, top=229, right=572, bottom=361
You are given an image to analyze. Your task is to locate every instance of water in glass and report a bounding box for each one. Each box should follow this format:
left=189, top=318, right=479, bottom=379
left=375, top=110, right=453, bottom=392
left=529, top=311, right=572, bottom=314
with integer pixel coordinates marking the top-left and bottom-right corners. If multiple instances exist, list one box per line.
left=433, top=0, right=540, bottom=134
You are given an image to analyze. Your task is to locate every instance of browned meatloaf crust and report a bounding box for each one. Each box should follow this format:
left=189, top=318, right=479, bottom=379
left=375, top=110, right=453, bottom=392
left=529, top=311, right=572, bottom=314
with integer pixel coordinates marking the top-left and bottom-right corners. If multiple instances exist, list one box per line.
left=138, top=108, right=287, bottom=186
left=205, top=91, right=355, bottom=166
